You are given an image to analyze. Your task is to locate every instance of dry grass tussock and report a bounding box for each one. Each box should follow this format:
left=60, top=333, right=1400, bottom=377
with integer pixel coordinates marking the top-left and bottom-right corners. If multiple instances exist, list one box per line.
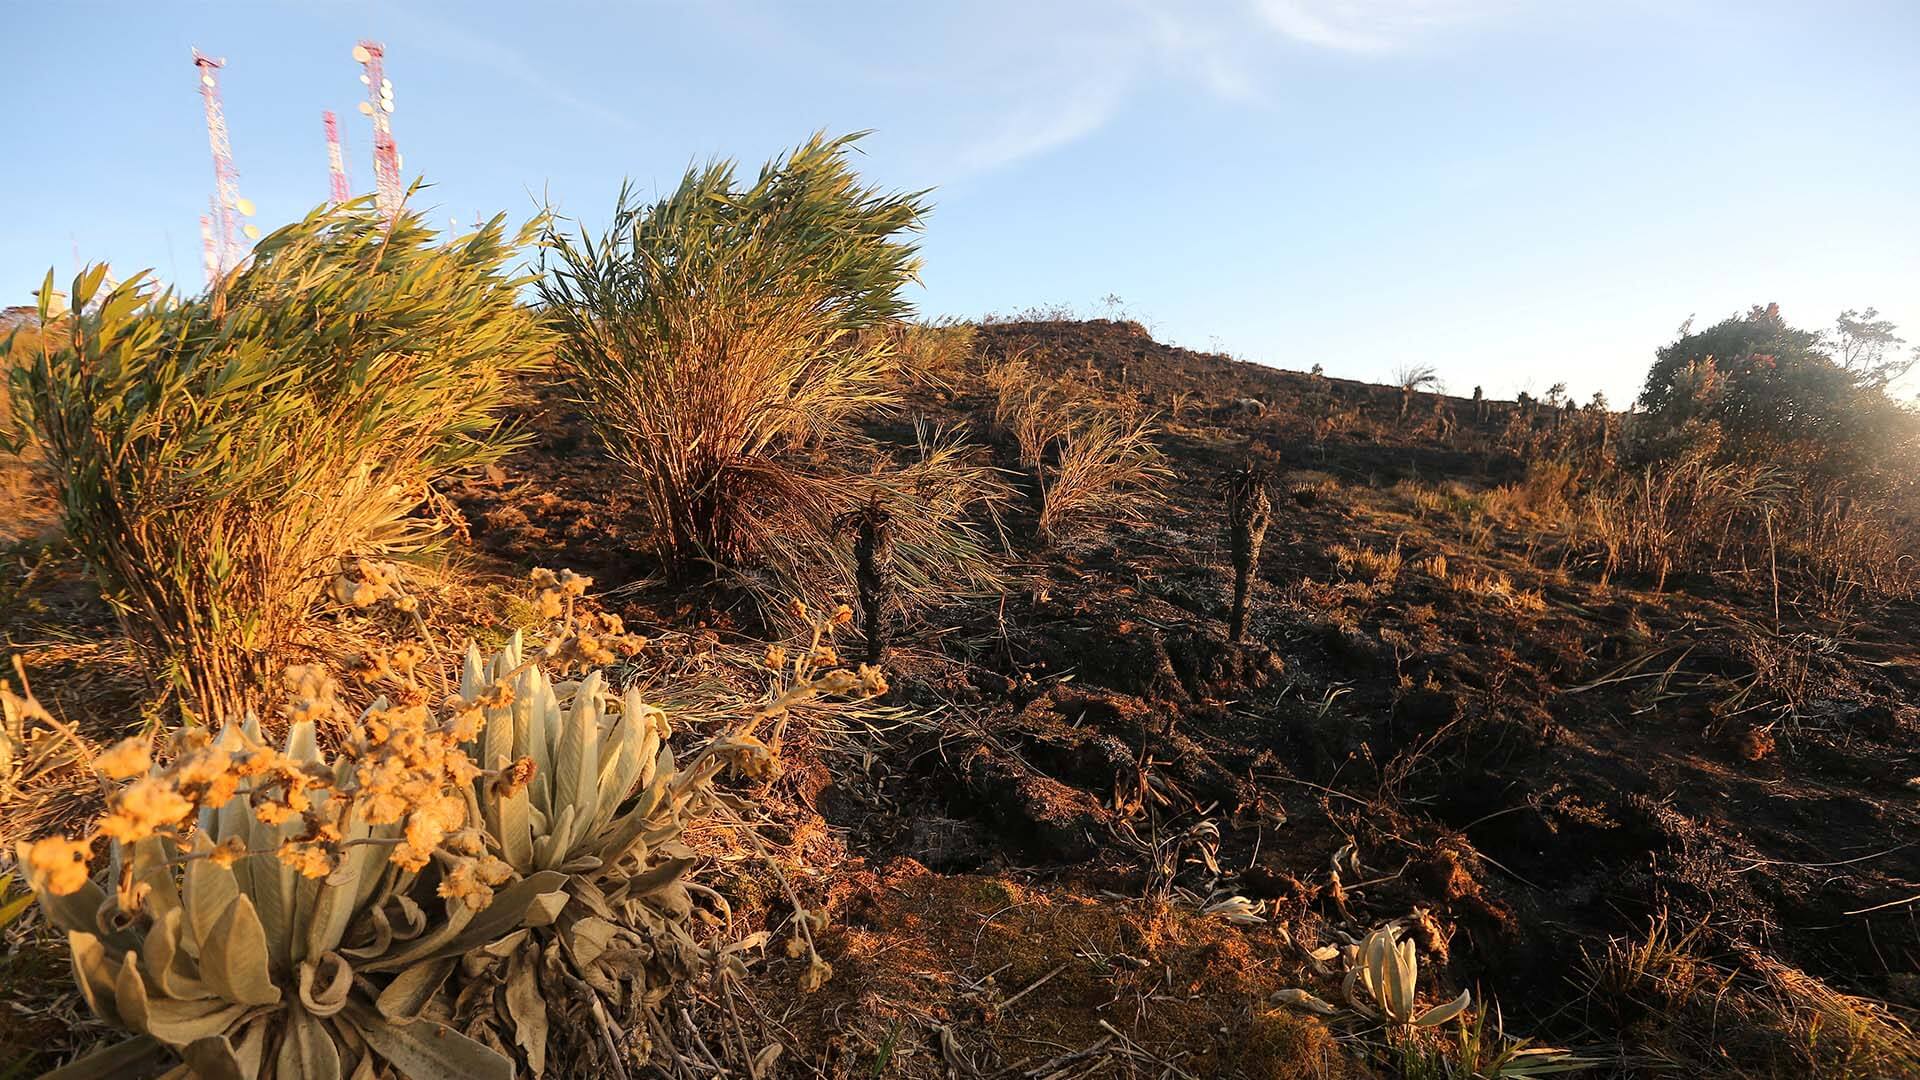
left=540, top=134, right=1011, bottom=621
left=1330, top=542, right=1403, bottom=585
left=1566, top=435, right=1918, bottom=609
left=868, top=318, right=977, bottom=392
left=1582, top=912, right=1920, bottom=1078
left=986, top=354, right=1170, bottom=540
left=2, top=201, right=550, bottom=721
left=1449, top=566, right=1547, bottom=612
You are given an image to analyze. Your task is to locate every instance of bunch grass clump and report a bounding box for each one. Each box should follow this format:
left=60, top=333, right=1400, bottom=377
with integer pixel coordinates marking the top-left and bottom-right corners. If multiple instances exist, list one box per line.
left=4, top=200, right=550, bottom=720
left=540, top=132, right=927, bottom=573
left=987, top=357, right=1169, bottom=541
left=869, top=318, right=977, bottom=392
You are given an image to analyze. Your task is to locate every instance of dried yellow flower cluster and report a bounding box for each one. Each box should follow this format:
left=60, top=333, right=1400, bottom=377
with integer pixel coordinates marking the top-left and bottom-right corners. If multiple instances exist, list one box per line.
left=24, top=835, right=90, bottom=895
left=435, top=827, right=516, bottom=910
left=526, top=568, right=648, bottom=672
left=23, top=719, right=335, bottom=895
left=329, top=557, right=417, bottom=612
left=22, top=656, right=524, bottom=897
left=530, top=566, right=591, bottom=619
left=549, top=610, right=648, bottom=673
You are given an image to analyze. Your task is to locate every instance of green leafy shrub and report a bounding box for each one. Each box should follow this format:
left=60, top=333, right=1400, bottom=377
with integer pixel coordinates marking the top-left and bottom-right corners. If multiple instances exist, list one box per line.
left=4, top=203, right=550, bottom=719
left=1637, top=303, right=1916, bottom=481
left=1589, top=304, right=1920, bottom=606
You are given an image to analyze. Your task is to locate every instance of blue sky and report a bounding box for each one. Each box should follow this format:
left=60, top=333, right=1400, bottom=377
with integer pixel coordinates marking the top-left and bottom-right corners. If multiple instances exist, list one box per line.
left=5, top=1, right=1916, bottom=402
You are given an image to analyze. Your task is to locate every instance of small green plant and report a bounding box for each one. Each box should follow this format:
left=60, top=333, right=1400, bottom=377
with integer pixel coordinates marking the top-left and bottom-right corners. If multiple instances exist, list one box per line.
left=1280, top=924, right=1591, bottom=1077
left=452, top=590, right=886, bottom=1075
left=1345, top=924, right=1471, bottom=1027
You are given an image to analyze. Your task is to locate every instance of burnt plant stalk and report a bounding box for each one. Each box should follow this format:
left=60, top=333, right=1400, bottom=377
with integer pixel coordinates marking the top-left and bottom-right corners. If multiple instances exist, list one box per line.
left=850, top=498, right=895, bottom=663
left=1225, top=466, right=1272, bottom=644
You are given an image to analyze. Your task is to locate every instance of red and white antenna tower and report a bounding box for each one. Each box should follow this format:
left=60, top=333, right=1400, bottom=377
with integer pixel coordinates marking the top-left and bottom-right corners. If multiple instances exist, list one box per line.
left=353, top=41, right=403, bottom=218
left=198, top=203, right=218, bottom=286
left=192, top=49, right=257, bottom=279
left=323, top=110, right=352, bottom=205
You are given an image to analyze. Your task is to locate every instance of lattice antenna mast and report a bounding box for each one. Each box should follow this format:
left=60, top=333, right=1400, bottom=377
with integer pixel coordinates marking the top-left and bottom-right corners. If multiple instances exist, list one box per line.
left=323, top=110, right=352, bottom=205
left=192, top=49, right=258, bottom=276
left=199, top=201, right=218, bottom=286
left=353, top=42, right=402, bottom=218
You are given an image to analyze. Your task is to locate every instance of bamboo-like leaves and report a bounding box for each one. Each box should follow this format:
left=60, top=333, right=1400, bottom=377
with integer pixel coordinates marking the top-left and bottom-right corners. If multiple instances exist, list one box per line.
left=537, top=133, right=928, bottom=573
left=4, top=201, right=550, bottom=718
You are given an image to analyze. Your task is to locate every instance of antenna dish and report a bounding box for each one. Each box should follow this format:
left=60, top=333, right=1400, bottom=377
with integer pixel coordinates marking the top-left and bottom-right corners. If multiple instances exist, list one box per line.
left=243, top=224, right=261, bottom=239
left=359, top=74, right=371, bottom=85
left=201, top=75, right=216, bottom=87
left=381, top=79, right=393, bottom=91
left=352, top=45, right=371, bottom=63
left=382, top=100, right=394, bottom=113
left=235, top=198, right=256, bottom=216
left=358, top=101, right=374, bottom=115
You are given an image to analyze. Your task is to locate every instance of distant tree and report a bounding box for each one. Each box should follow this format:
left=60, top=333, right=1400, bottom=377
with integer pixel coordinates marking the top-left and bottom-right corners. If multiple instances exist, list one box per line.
left=1642, top=304, right=1829, bottom=432
left=1395, top=363, right=1440, bottom=419
left=1638, top=303, right=1914, bottom=475
left=1831, top=307, right=1915, bottom=391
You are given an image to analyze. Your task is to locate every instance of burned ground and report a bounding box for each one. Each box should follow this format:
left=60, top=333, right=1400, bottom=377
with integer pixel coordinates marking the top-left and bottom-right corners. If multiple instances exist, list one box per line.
left=5, top=318, right=1917, bottom=1077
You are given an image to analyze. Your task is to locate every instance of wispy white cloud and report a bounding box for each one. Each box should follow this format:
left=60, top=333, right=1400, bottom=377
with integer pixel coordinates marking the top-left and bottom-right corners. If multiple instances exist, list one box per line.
left=955, top=77, right=1130, bottom=174
left=392, top=9, right=637, bottom=133
left=1253, top=0, right=1511, bottom=54
left=927, top=1, right=1514, bottom=174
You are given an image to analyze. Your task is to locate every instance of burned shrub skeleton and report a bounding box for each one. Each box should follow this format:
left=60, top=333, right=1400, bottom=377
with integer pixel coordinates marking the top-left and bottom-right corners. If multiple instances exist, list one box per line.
left=1224, top=465, right=1272, bottom=644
